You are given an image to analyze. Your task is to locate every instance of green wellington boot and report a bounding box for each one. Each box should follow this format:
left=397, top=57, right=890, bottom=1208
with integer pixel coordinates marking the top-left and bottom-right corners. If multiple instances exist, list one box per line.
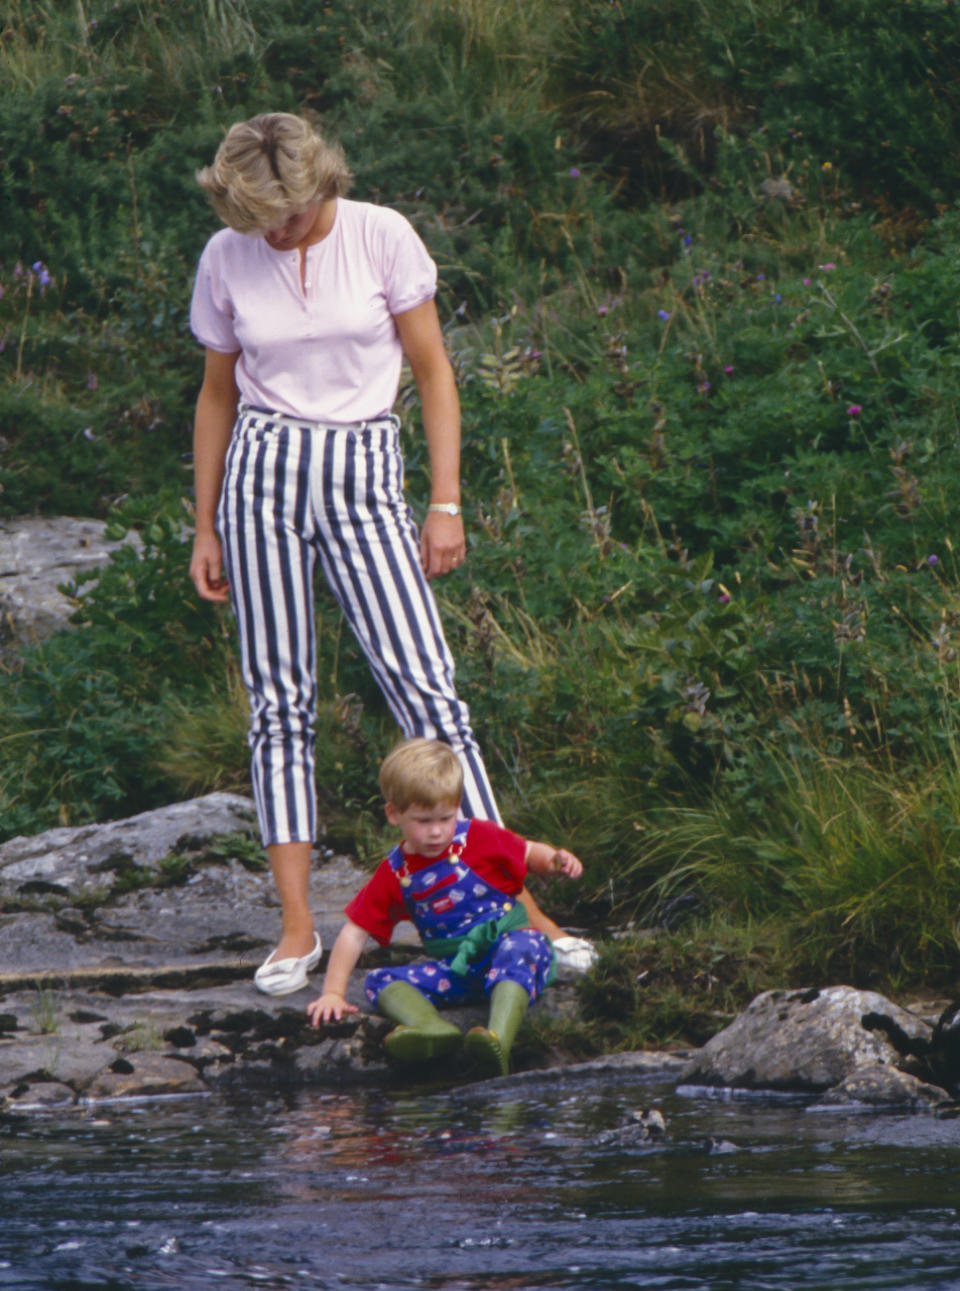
left=377, top=981, right=463, bottom=1065
left=464, top=980, right=530, bottom=1078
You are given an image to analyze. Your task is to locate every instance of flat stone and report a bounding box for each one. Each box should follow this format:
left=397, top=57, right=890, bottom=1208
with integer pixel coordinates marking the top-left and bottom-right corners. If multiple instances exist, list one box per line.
left=0, top=793, right=259, bottom=902
left=84, top=1052, right=209, bottom=1101
left=0, top=516, right=140, bottom=655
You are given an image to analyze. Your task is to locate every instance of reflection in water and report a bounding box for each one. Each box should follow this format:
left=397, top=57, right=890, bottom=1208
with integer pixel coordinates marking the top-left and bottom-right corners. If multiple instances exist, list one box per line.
left=2, top=1074, right=960, bottom=1289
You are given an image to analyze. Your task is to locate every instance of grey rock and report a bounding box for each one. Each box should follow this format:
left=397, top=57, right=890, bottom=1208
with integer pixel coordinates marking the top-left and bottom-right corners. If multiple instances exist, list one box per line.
left=0, top=516, right=139, bottom=655
left=685, top=986, right=933, bottom=1094
left=84, top=1052, right=209, bottom=1101
left=0, top=793, right=259, bottom=902
left=813, top=1063, right=955, bottom=1111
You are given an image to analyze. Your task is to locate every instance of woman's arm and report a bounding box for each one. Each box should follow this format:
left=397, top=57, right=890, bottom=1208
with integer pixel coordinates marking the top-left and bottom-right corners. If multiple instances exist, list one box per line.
left=394, top=300, right=466, bottom=580
left=189, top=347, right=240, bottom=602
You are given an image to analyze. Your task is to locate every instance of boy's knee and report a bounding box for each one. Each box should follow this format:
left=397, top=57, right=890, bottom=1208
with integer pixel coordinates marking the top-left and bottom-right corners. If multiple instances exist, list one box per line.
left=364, top=967, right=398, bottom=1003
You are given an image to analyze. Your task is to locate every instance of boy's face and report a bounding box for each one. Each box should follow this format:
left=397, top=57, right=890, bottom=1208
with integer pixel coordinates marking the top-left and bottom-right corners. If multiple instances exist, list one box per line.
left=385, top=800, right=460, bottom=858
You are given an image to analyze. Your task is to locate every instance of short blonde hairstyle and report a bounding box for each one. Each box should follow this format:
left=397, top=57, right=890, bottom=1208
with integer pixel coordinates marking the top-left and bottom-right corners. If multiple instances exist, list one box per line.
left=379, top=738, right=464, bottom=810
left=196, top=112, right=352, bottom=234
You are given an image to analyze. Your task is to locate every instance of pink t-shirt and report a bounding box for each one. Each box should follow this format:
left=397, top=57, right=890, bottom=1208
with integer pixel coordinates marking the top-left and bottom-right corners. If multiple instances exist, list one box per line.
left=189, top=198, right=438, bottom=424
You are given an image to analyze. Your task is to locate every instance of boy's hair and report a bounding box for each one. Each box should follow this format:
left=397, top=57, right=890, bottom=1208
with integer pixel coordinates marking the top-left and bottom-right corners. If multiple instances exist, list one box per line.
left=196, top=112, right=352, bottom=234
left=378, top=738, right=463, bottom=810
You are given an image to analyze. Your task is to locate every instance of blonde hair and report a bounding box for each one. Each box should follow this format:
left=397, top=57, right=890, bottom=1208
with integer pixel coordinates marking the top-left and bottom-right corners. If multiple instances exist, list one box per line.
left=196, top=112, right=352, bottom=234
left=379, top=738, right=464, bottom=810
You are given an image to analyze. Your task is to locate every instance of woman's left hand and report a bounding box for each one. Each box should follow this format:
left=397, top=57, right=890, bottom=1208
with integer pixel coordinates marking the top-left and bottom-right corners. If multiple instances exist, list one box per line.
left=421, top=511, right=466, bottom=579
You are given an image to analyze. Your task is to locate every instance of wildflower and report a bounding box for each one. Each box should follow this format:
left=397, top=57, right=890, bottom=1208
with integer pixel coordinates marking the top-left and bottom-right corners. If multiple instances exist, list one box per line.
left=568, top=167, right=581, bottom=179
left=597, top=306, right=608, bottom=316
left=822, top=161, right=833, bottom=172
left=723, top=365, right=734, bottom=375
left=657, top=309, right=670, bottom=321
left=718, top=593, right=731, bottom=604
left=774, top=293, right=782, bottom=303
left=803, top=277, right=811, bottom=287
left=683, top=235, right=692, bottom=246
left=698, top=379, right=711, bottom=394
left=756, top=273, right=766, bottom=281
left=846, top=404, right=862, bottom=417
left=928, top=554, right=939, bottom=567
left=818, top=262, right=836, bottom=271
left=31, top=261, right=51, bottom=289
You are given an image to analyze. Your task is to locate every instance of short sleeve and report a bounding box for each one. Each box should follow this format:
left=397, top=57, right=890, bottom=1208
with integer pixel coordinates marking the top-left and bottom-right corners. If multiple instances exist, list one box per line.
left=345, top=861, right=406, bottom=946
left=189, top=240, right=241, bottom=353
left=464, top=818, right=528, bottom=893
left=377, top=209, right=438, bottom=316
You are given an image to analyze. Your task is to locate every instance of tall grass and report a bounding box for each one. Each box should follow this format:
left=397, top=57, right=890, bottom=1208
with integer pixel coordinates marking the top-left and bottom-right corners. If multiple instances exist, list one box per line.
left=0, top=0, right=259, bottom=88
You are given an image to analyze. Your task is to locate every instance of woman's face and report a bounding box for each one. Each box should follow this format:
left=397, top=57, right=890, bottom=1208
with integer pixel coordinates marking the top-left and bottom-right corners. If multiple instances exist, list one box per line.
left=262, top=201, right=325, bottom=252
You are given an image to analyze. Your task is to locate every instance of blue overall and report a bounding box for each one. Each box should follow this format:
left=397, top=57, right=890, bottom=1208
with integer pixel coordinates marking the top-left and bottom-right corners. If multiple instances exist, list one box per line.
left=365, top=821, right=555, bottom=1008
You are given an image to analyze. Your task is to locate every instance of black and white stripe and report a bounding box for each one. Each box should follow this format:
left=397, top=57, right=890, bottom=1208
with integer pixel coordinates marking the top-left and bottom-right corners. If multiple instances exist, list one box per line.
left=218, top=406, right=499, bottom=845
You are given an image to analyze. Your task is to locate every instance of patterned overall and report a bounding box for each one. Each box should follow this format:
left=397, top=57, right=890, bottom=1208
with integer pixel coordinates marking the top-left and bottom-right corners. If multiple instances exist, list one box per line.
left=364, top=820, right=555, bottom=1008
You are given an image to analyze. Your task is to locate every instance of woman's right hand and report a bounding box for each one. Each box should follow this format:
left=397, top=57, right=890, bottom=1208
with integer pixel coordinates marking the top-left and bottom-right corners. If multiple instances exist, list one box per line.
left=190, top=531, right=230, bottom=602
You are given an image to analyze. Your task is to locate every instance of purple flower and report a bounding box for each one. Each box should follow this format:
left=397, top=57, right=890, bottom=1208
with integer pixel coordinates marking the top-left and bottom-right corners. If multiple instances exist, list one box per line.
left=683, top=235, right=692, bottom=246
left=657, top=309, right=670, bottom=321
left=698, top=379, right=711, bottom=394
left=597, top=306, right=608, bottom=316
left=846, top=404, right=862, bottom=417
left=818, top=262, right=836, bottom=271
left=31, top=261, right=52, bottom=289
left=803, top=277, right=812, bottom=287
left=568, top=167, right=581, bottom=179
left=756, top=273, right=766, bottom=281
left=928, top=554, right=939, bottom=567
left=723, top=364, right=734, bottom=375
left=718, top=593, right=731, bottom=604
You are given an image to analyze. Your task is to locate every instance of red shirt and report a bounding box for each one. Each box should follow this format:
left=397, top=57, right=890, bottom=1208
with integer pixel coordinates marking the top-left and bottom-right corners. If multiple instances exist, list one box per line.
left=345, top=818, right=528, bottom=945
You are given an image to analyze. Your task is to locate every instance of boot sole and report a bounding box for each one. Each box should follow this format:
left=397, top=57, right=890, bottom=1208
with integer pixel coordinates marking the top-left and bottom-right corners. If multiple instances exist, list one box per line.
left=383, top=1025, right=462, bottom=1066
left=464, top=1026, right=507, bottom=1078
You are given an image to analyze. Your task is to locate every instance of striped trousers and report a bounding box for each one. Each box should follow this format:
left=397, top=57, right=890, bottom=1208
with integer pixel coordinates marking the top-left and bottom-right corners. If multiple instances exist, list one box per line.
left=217, top=406, right=500, bottom=846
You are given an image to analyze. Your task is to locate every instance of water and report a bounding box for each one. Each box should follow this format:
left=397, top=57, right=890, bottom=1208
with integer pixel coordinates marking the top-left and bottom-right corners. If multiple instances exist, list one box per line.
left=3, top=1071, right=960, bottom=1291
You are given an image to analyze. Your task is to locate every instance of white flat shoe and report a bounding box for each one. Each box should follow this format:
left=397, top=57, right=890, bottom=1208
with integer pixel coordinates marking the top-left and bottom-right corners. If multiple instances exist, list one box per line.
left=552, top=935, right=598, bottom=977
left=254, top=931, right=322, bottom=997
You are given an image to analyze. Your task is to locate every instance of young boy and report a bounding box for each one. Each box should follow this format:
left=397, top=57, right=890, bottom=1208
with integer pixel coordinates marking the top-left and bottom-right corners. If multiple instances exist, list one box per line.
left=306, top=738, right=584, bottom=1077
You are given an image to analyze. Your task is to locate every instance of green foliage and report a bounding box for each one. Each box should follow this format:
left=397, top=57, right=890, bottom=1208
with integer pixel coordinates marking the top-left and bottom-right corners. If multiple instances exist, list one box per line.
left=3, top=0, right=960, bottom=998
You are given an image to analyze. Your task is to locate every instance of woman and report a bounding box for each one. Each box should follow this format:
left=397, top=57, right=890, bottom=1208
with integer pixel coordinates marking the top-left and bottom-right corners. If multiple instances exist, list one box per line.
left=188, top=113, right=594, bottom=994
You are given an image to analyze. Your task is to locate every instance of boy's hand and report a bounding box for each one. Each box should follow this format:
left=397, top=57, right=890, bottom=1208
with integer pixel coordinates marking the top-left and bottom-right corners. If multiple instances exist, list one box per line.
left=307, top=992, right=358, bottom=1025
left=551, top=848, right=583, bottom=879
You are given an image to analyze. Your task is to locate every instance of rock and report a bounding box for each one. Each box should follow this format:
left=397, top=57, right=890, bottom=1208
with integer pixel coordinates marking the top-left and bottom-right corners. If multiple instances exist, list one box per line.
left=0, top=516, right=139, bottom=657
left=595, top=1105, right=669, bottom=1147
left=84, top=1052, right=209, bottom=1101
left=0, top=793, right=259, bottom=901
left=684, top=986, right=933, bottom=1094
left=7, top=1080, right=77, bottom=1110
left=813, top=1063, right=955, bottom=1111
left=927, top=1000, right=960, bottom=1095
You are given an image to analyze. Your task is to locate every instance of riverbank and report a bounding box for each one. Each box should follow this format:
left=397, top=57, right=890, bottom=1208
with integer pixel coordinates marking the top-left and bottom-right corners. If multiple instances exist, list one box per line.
left=4, top=793, right=959, bottom=1115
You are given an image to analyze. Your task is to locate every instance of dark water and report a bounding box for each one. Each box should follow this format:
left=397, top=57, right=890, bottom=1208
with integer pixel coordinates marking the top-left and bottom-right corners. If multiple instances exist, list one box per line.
left=3, top=1071, right=960, bottom=1291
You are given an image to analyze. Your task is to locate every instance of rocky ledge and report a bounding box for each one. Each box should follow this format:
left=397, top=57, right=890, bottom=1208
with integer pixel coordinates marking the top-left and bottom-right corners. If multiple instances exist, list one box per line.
left=2, top=793, right=959, bottom=1114
left=0, top=793, right=616, bottom=1111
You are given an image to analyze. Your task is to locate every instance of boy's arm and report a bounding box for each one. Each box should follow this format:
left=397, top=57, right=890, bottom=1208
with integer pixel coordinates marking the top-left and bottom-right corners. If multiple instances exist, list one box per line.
left=306, top=919, right=370, bottom=1025
left=524, top=841, right=583, bottom=880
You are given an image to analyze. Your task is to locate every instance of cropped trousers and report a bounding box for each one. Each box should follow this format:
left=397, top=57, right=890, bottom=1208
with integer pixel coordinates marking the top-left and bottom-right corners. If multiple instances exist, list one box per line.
left=217, top=405, right=500, bottom=846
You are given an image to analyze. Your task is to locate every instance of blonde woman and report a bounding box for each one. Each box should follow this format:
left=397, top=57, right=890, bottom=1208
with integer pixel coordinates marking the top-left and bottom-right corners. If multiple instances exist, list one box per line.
left=188, top=113, right=596, bottom=994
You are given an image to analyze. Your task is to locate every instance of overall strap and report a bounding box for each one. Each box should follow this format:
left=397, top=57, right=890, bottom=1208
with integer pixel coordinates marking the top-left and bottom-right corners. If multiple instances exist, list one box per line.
left=387, top=817, right=471, bottom=915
